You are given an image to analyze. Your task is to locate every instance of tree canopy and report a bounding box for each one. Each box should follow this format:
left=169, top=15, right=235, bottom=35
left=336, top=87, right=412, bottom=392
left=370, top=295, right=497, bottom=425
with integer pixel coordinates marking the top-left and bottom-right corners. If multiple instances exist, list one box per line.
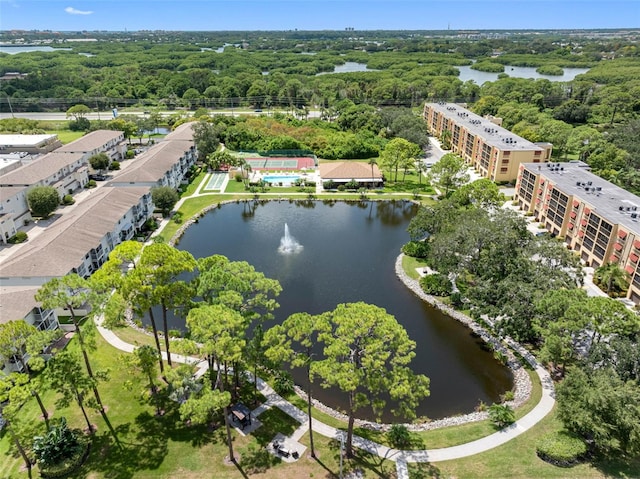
left=27, top=186, right=60, bottom=218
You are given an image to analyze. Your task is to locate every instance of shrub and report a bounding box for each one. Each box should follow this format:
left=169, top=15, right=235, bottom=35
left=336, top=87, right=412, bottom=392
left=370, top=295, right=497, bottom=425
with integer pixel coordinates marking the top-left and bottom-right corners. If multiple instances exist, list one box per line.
left=449, top=291, right=464, bottom=308
left=536, top=431, right=587, bottom=467
left=502, top=390, right=515, bottom=402
left=8, top=231, right=28, bottom=244
left=168, top=329, right=182, bottom=338
left=323, top=180, right=336, bottom=190
left=33, top=418, right=82, bottom=467
left=234, top=172, right=243, bottom=182
left=387, top=424, right=411, bottom=448
left=86, top=180, right=97, bottom=188
left=488, top=403, right=515, bottom=428
left=273, top=371, right=294, bottom=396
left=337, top=185, right=346, bottom=192
left=402, top=241, right=429, bottom=258
left=420, top=273, right=452, bottom=296
left=38, top=433, right=90, bottom=478
left=345, top=179, right=359, bottom=189
left=126, top=149, right=135, bottom=159
left=62, top=194, right=75, bottom=205
left=109, top=161, right=120, bottom=170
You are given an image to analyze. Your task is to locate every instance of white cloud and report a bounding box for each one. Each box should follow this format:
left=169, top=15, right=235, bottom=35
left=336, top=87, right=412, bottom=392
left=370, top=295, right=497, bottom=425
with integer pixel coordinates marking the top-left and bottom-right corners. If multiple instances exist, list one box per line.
left=65, top=6, right=94, bottom=15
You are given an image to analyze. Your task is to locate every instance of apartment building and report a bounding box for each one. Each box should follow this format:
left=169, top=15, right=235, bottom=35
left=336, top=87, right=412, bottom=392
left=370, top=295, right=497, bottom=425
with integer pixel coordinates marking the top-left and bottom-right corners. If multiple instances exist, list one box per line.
left=514, top=161, right=640, bottom=304
left=55, top=129, right=126, bottom=162
left=423, top=102, right=553, bottom=182
left=109, top=123, right=196, bottom=189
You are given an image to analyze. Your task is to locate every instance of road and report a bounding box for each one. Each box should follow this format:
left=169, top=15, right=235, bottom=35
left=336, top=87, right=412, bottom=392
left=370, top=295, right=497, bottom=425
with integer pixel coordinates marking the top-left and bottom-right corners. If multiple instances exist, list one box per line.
left=0, top=109, right=322, bottom=121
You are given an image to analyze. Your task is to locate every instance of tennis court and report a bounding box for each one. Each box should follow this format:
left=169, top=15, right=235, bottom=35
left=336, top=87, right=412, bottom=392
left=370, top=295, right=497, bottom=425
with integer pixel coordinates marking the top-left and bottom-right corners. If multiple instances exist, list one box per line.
left=245, top=157, right=316, bottom=171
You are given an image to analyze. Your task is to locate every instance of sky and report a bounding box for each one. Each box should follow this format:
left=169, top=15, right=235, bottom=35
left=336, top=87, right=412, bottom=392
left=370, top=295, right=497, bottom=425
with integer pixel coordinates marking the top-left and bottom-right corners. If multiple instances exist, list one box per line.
left=1, top=0, right=639, bottom=32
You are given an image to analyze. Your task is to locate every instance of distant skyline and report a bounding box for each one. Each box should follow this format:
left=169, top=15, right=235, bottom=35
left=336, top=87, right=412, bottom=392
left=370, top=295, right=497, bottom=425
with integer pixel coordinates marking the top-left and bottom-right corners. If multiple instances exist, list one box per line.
left=1, top=0, right=639, bottom=32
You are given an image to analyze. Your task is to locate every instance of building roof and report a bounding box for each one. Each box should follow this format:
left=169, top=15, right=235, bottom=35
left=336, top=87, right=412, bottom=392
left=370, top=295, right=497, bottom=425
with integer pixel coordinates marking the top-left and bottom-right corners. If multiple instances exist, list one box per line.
left=0, top=285, right=42, bottom=324
left=0, top=185, right=27, bottom=202
left=0, top=151, right=85, bottom=186
left=0, top=134, right=58, bottom=148
left=319, top=161, right=382, bottom=181
left=0, top=186, right=150, bottom=279
left=56, top=129, right=123, bottom=153
left=164, top=121, right=196, bottom=142
left=109, top=141, right=193, bottom=185
left=426, top=102, right=544, bottom=152
left=523, top=161, right=640, bottom=235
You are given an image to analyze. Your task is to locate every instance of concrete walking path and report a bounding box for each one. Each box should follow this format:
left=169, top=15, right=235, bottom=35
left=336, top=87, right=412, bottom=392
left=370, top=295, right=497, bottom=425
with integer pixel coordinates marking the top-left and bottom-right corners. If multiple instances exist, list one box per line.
left=95, top=316, right=556, bottom=466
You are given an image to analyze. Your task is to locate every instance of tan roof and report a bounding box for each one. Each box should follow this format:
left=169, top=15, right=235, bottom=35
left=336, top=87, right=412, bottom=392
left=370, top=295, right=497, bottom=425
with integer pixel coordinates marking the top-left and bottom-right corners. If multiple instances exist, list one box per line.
left=56, top=130, right=123, bottom=153
left=0, top=186, right=150, bottom=279
left=111, top=141, right=193, bottom=184
left=319, top=161, right=382, bottom=180
left=0, top=151, right=85, bottom=186
left=164, top=122, right=196, bottom=142
left=0, top=185, right=27, bottom=201
left=0, top=286, right=41, bottom=324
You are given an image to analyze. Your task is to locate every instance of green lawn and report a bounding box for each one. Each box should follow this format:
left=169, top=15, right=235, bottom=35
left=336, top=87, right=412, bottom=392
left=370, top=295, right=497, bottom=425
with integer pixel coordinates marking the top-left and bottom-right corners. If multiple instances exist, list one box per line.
left=420, top=409, right=640, bottom=479
left=402, top=255, right=428, bottom=280
left=0, top=332, right=402, bottom=479
left=46, top=129, right=85, bottom=144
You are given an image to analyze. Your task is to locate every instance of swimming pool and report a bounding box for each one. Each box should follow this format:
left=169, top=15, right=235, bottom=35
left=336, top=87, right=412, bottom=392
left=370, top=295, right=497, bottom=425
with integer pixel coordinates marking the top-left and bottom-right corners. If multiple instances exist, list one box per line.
left=262, top=175, right=301, bottom=185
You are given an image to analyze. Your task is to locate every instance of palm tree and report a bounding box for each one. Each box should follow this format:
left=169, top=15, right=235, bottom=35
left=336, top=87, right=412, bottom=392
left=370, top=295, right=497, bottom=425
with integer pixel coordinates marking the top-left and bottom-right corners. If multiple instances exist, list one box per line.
left=594, top=263, right=630, bottom=296
left=367, top=158, right=378, bottom=189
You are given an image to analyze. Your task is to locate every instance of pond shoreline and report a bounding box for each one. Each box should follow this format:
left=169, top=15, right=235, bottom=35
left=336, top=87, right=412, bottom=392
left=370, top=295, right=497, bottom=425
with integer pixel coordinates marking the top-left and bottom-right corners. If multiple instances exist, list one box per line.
left=164, top=198, right=533, bottom=432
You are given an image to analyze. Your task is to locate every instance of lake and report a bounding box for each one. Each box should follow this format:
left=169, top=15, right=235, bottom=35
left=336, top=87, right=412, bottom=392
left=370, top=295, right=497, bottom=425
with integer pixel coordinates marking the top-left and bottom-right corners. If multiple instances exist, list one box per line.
left=317, top=60, right=588, bottom=83
left=457, top=64, right=590, bottom=84
left=172, top=200, right=512, bottom=421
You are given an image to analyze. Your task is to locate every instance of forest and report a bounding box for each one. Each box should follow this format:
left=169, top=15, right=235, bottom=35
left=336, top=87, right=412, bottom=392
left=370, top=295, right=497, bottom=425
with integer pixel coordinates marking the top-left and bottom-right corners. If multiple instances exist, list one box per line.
left=1, top=29, right=639, bottom=192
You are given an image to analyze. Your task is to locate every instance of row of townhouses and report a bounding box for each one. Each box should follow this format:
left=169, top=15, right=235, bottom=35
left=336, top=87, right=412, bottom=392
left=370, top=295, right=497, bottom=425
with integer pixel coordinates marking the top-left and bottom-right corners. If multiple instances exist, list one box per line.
left=515, top=161, right=640, bottom=304
left=0, top=122, right=197, bottom=373
left=423, top=102, right=553, bottom=182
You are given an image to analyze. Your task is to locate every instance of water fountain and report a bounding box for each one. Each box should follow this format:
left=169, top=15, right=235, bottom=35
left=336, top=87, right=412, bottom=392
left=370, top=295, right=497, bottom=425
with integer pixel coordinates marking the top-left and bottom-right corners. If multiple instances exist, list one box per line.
left=278, top=223, right=303, bottom=254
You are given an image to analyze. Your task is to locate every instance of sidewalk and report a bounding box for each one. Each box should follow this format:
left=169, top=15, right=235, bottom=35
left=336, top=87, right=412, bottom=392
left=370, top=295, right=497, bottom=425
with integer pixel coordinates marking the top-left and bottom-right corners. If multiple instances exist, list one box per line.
left=94, top=313, right=556, bottom=466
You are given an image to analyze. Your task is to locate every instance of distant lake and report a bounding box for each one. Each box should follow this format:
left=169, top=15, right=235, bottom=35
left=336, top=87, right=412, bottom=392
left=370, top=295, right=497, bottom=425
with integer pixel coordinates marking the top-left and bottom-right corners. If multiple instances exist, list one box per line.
left=0, top=45, right=71, bottom=54
left=317, top=61, right=379, bottom=75
left=457, top=65, right=590, bottom=84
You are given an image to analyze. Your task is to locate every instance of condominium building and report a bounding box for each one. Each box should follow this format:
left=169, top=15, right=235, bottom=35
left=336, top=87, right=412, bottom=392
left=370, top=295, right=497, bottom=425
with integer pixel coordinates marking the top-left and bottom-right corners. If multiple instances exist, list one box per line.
left=423, top=102, right=553, bottom=182
left=514, top=161, right=640, bottom=304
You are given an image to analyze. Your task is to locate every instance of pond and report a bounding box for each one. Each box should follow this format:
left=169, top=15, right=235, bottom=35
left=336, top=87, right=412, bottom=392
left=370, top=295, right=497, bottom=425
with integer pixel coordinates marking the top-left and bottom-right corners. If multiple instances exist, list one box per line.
left=457, top=64, right=590, bottom=84
left=170, top=200, right=512, bottom=421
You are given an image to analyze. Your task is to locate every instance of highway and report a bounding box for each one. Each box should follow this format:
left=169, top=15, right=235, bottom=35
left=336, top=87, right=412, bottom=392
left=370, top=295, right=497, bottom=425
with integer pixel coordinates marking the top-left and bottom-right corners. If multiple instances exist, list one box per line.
left=0, top=109, right=321, bottom=121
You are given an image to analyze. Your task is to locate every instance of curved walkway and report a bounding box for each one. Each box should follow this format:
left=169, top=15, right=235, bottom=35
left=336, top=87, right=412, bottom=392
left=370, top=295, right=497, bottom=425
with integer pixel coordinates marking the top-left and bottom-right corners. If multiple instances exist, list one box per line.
left=95, top=318, right=555, bottom=474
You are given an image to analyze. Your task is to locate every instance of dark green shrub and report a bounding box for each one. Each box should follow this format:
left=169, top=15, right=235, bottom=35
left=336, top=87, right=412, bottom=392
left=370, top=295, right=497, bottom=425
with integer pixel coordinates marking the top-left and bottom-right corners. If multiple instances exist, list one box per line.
left=536, top=431, right=587, bottom=467
left=234, top=172, right=243, bottom=182
left=345, top=179, right=359, bottom=189
left=273, top=371, right=294, bottom=396
left=387, top=424, right=411, bottom=448
left=8, top=231, right=28, bottom=244
left=419, top=273, right=452, bottom=296
left=109, top=161, right=120, bottom=170
left=62, top=194, right=75, bottom=205
left=33, top=418, right=82, bottom=467
left=38, top=434, right=90, bottom=478
left=449, top=291, right=464, bottom=308
left=68, top=117, right=90, bottom=131
left=323, top=180, right=336, bottom=190
left=488, top=403, right=515, bottom=428
left=402, top=241, right=429, bottom=258
left=337, top=185, right=346, bottom=192
left=86, top=180, right=97, bottom=188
